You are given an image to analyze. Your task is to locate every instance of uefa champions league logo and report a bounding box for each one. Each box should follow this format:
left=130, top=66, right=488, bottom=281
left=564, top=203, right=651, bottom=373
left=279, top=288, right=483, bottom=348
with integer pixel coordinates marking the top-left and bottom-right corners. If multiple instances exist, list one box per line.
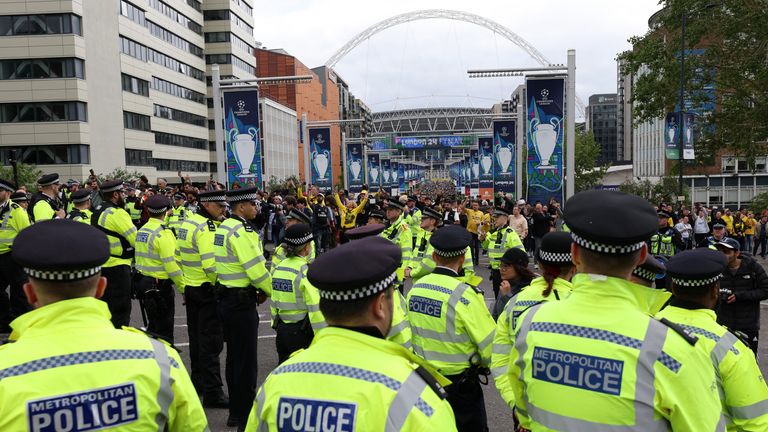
left=315, top=134, right=325, bottom=145
left=541, top=89, right=549, bottom=99
left=237, top=100, right=246, bottom=110
left=234, top=100, right=250, bottom=116
left=500, top=126, right=510, bottom=137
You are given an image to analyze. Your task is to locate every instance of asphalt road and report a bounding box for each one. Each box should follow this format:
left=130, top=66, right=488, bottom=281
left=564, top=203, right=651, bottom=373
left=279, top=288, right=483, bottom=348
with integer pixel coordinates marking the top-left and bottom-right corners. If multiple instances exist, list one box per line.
left=134, top=251, right=768, bottom=432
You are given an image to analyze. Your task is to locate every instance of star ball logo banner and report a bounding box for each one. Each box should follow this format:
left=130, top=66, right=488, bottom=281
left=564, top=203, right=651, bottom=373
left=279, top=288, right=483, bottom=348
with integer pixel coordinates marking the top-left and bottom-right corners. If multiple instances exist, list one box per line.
left=346, top=142, right=364, bottom=193
left=665, top=112, right=696, bottom=160
left=367, top=153, right=380, bottom=192
left=478, top=137, right=494, bottom=196
left=381, top=158, right=392, bottom=189
left=526, top=77, right=564, bottom=204
left=493, top=120, right=516, bottom=195
left=309, top=127, right=332, bottom=193
left=397, top=161, right=405, bottom=192
left=470, top=149, right=480, bottom=194
left=224, top=89, right=262, bottom=187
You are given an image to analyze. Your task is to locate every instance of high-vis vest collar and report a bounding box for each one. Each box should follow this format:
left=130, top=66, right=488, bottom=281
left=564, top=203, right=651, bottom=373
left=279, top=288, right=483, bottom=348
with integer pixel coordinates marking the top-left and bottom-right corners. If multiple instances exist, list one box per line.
left=9, top=297, right=112, bottom=341
left=570, top=273, right=672, bottom=316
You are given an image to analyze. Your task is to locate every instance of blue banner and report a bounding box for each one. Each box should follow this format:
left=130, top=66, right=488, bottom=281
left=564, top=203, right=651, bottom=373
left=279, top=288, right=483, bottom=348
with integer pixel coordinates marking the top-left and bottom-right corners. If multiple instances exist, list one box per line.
left=224, top=89, right=262, bottom=188
left=309, top=127, right=332, bottom=193
left=380, top=158, right=390, bottom=190
left=395, top=136, right=465, bottom=149
left=526, top=77, right=564, bottom=204
left=665, top=112, right=680, bottom=160
left=367, top=153, right=380, bottom=192
left=470, top=149, right=479, bottom=194
left=397, top=161, right=405, bottom=193
left=478, top=137, right=494, bottom=196
left=346, top=142, right=364, bottom=193
left=493, top=120, right=516, bottom=196
left=683, top=113, right=695, bottom=160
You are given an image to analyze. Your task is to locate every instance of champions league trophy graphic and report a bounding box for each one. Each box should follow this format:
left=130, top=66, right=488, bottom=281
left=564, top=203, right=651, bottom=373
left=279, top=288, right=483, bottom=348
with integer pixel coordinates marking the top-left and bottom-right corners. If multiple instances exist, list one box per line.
left=529, top=117, right=561, bottom=170
left=230, top=127, right=259, bottom=177
left=481, top=147, right=493, bottom=175
left=311, top=134, right=329, bottom=180
left=350, top=159, right=362, bottom=181
left=391, top=167, right=398, bottom=184
left=685, top=122, right=692, bottom=144
left=383, top=168, right=391, bottom=184
left=667, top=117, right=677, bottom=144
left=495, top=143, right=513, bottom=174
left=472, top=160, right=479, bottom=179
left=370, top=165, right=379, bottom=184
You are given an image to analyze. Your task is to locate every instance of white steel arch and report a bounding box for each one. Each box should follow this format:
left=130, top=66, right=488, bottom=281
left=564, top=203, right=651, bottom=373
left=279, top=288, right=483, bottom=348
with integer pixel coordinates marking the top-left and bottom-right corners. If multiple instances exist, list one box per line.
left=326, top=9, right=585, bottom=115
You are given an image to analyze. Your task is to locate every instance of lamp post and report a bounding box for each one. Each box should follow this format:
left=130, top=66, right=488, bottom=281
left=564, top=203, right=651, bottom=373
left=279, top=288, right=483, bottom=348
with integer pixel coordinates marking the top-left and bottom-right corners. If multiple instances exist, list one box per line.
left=678, top=13, right=686, bottom=199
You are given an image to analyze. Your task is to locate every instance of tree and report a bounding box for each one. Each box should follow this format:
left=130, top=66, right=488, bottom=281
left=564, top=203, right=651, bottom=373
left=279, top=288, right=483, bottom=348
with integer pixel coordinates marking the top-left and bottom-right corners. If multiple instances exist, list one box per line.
left=749, top=192, right=768, bottom=214
left=266, top=175, right=301, bottom=194
left=574, top=131, right=609, bottom=192
left=95, top=168, right=145, bottom=183
left=619, top=175, right=689, bottom=205
left=0, top=163, right=43, bottom=192
left=618, top=0, right=768, bottom=166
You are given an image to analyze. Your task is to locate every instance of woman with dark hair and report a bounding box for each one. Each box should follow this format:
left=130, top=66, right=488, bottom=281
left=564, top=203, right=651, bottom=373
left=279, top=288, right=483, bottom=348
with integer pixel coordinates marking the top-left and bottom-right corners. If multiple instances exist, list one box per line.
left=490, top=231, right=576, bottom=412
left=491, top=248, right=536, bottom=320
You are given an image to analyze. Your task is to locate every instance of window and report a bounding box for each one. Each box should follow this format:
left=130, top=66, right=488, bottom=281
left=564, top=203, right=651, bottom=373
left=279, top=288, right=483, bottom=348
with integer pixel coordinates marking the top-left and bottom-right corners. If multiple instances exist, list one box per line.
left=120, top=36, right=148, bottom=62
left=204, top=31, right=229, bottom=43
left=123, top=111, right=151, bottom=131
left=153, top=104, right=206, bottom=127
left=145, top=19, right=203, bottom=58
left=0, top=58, right=84, bottom=80
left=0, top=14, right=81, bottom=36
left=203, top=10, right=229, bottom=20
left=186, top=0, right=202, bottom=12
left=153, top=157, right=212, bottom=172
left=151, top=77, right=205, bottom=104
left=147, top=0, right=202, bottom=34
left=154, top=131, right=207, bottom=149
left=0, top=144, right=89, bottom=164
left=119, top=1, right=145, bottom=26
left=125, top=149, right=153, bottom=167
left=205, top=54, right=254, bottom=75
left=232, top=0, right=253, bottom=15
left=121, top=73, right=149, bottom=96
left=120, top=36, right=205, bottom=81
left=0, top=102, right=86, bottom=122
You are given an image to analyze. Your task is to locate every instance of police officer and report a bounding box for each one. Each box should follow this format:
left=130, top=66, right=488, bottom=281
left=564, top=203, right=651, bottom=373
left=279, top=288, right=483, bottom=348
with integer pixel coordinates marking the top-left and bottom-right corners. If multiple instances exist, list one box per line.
left=507, top=190, right=722, bottom=431
left=0, top=219, right=207, bottom=430
left=699, top=222, right=731, bottom=248
left=135, top=195, right=184, bottom=344
left=9, top=191, right=29, bottom=210
left=407, top=225, right=496, bottom=432
left=381, top=199, right=412, bottom=274
left=271, top=223, right=325, bottom=364
left=405, top=195, right=422, bottom=248
left=492, top=232, right=575, bottom=411
left=407, top=207, right=475, bottom=283
left=30, top=173, right=65, bottom=222
left=270, top=208, right=315, bottom=272
left=650, top=210, right=683, bottom=259
left=245, top=236, right=457, bottom=431
left=658, top=248, right=768, bottom=431
left=630, top=255, right=668, bottom=289
left=91, top=180, right=137, bottom=328
left=66, top=189, right=92, bottom=223
left=0, top=179, right=30, bottom=332
left=481, top=207, right=525, bottom=299
left=166, top=192, right=187, bottom=233
left=126, top=186, right=143, bottom=227
left=214, top=187, right=272, bottom=429
left=367, top=206, right=385, bottom=225
left=177, top=190, right=228, bottom=407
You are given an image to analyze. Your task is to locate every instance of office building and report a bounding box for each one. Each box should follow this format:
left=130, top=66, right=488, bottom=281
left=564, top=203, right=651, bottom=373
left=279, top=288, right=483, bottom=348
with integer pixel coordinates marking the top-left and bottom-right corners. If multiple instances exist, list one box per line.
left=586, top=93, right=619, bottom=165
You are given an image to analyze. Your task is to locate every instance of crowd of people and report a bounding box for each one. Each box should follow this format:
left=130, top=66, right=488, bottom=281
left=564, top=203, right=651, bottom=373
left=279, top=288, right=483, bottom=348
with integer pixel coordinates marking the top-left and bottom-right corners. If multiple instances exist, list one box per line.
left=0, top=173, right=766, bottom=432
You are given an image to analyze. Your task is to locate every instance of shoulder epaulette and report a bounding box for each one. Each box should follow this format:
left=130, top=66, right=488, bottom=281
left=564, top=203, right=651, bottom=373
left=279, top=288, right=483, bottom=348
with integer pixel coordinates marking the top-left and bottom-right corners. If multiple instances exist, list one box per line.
left=10, top=202, right=19, bottom=210
left=414, top=365, right=448, bottom=400
left=121, top=326, right=179, bottom=352
left=658, top=318, right=698, bottom=346
left=206, top=220, right=216, bottom=231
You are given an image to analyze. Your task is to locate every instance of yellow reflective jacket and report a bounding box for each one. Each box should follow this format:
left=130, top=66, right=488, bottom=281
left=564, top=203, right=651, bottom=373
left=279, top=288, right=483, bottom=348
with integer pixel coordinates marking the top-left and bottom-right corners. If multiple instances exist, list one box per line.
left=67, top=208, right=92, bottom=224
left=508, top=273, right=723, bottom=431
left=409, top=229, right=474, bottom=282
left=176, top=212, right=218, bottom=287
left=270, top=255, right=325, bottom=331
left=135, top=218, right=185, bottom=291
left=380, top=216, right=412, bottom=269
left=387, top=290, right=412, bottom=350
left=0, top=297, right=208, bottom=431
left=482, top=226, right=524, bottom=269
left=93, top=202, right=137, bottom=268
left=270, top=241, right=315, bottom=275
left=214, top=215, right=271, bottom=292
left=656, top=304, right=768, bottom=431
left=245, top=326, right=457, bottom=432
left=0, top=200, right=30, bottom=254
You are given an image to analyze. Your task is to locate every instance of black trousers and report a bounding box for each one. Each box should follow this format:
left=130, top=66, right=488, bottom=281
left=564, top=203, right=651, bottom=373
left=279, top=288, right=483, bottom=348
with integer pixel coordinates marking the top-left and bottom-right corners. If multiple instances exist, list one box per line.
left=186, top=283, right=225, bottom=397
left=217, top=289, right=258, bottom=425
left=443, top=373, right=489, bottom=432
left=470, top=233, right=480, bottom=266
left=0, top=252, right=30, bottom=331
left=275, top=319, right=314, bottom=364
left=490, top=269, right=501, bottom=300
left=101, top=265, right=132, bottom=328
left=136, top=276, right=175, bottom=344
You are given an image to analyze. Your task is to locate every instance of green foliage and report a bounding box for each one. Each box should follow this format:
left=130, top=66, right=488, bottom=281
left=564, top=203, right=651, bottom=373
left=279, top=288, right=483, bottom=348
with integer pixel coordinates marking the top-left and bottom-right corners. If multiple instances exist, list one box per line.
left=574, top=131, right=610, bottom=192
left=96, top=168, right=145, bottom=183
left=0, top=163, right=43, bottom=192
left=619, top=175, right=689, bottom=205
left=266, top=175, right=301, bottom=194
left=618, top=0, right=768, bottom=166
left=749, top=192, right=768, bottom=213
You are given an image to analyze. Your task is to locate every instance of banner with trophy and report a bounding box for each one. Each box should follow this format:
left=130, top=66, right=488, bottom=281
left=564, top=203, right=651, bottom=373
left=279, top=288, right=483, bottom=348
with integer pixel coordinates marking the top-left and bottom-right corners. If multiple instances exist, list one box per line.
left=397, top=162, right=405, bottom=193
left=493, top=120, right=516, bottom=196
left=391, top=161, right=400, bottom=194
left=478, top=137, right=494, bottom=199
left=367, top=153, right=380, bottom=192
left=309, top=127, right=332, bottom=193
left=223, top=89, right=262, bottom=188
left=346, top=142, right=364, bottom=193
left=526, top=77, right=564, bottom=204
left=683, top=113, right=695, bottom=160
left=664, top=112, right=680, bottom=160
left=381, top=158, right=392, bottom=192
left=470, top=149, right=479, bottom=197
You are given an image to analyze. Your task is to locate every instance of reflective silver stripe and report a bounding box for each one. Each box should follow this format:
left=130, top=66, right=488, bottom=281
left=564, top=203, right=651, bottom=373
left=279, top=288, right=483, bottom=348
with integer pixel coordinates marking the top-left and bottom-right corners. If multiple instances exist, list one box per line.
left=273, top=300, right=300, bottom=310
left=138, top=265, right=165, bottom=273
left=0, top=238, right=13, bottom=244
left=167, top=270, right=182, bottom=278
left=216, top=255, right=239, bottom=264
left=149, top=339, right=174, bottom=432
left=387, top=320, right=409, bottom=338
left=491, top=365, right=508, bottom=378
left=716, top=414, right=727, bottom=432
left=633, top=320, right=668, bottom=430
left=218, top=272, right=248, bottom=281
left=419, top=349, right=473, bottom=363
left=414, top=327, right=470, bottom=343
left=278, top=312, right=308, bottom=321
left=730, top=399, right=768, bottom=420
left=385, top=369, right=428, bottom=432
left=179, top=246, right=196, bottom=254
left=526, top=402, right=667, bottom=432
left=312, top=321, right=327, bottom=331
left=123, top=226, right=137, bottom=237
left=513, top=303, right=541, bottom=413
left=493, top=342, right=512, bottom=355
left=280, top=267, right=301, bottom=275
left=242, top=255, right=266, bottom=270
left=477, top=331, right=494, bottom=352
left=251, top=271, right=270, bottom=285
left=711, top=331, right=738, bottom=365
left=306, top=303, right=321, bottom=312
left=255, top=386, right=268, bottom=432
left=181, top=260, right=201, bottom=268
left=200, top=252, right=215, bottom=261
left=161, top=256, right=174, bottom=263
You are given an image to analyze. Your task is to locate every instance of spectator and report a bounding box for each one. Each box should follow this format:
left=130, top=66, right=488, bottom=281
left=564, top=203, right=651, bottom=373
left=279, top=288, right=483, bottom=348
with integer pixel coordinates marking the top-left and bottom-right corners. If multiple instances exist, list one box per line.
left=693, top=208, right=711, bottom=246
left=531, top=203, right=552, bottom=258
left=753, top=215, right=768, bottom=258
left=731, top=212, right=746, bottom=251
left=674, top=215, right=693, bottom=250
left=508, top=205, right=528, bottom=242
left=744, top=212, right=757, bottom=253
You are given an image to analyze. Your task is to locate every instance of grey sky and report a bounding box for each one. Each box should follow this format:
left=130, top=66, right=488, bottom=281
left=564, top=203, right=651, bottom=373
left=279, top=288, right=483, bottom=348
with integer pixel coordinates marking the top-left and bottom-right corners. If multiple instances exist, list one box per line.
left=254, top=0, right=661, bottom=116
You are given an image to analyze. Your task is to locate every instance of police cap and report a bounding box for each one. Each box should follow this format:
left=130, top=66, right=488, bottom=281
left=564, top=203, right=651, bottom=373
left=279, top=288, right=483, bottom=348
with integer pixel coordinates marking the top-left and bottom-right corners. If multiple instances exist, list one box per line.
left=564, top=190, right=657, bottom=255
left=146, top=194, right=171, bottom=214
left=658, top=211, right=671, bottom=219
left=70, top=189, right=91, bottom=204
left=536, top=231, right=573, bottom=266
left=173, top=192, right=186, bottom=201
left=0, top=179, right=16, bottom=193
left=13, top=219, right=109, bottom=281
left=386, top=200, right=405, bottom=211
left=493, top=207, right=510, bottom=217
left=407, top=195, right=417, bottom=203
left=100, top=180, right=123, bottom=194
left=10, top=191, right=29, bottom=202
left=632, top=255, right=667, bottom=283
left=500, top=248, right=529, bottom=267
left=286, top=208, right=311, bottom=225
left=198, top=190, right=226, bottom=203
left=715, top=238, right=740, bottom=251
left=713, top=222, right=726, bottom=229
left=308, top=236, right=400, bottom=301
left=666, top=248, right=727, bottom=288
left=284, top=223, right=313, bottom=247
left=37, top=173, right=59, bottom=186
left=429, top=225, right=470, bottom=258
left=421, top=206, right=442, bottom=221
left=368, top=206, right=385, bottom=220
left=346, top=224, right=386, bottom=240
left=225, top=187, right=258, bottom=204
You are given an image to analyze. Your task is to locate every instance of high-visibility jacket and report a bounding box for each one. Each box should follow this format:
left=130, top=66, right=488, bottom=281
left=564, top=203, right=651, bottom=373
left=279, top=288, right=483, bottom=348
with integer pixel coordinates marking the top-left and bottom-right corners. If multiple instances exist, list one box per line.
left=409, top=229, right=474, bottom=282
left=482, top=226, right=524, bottom=269
left=508, top=273, right=723, bottom=431
left=270, top=255, right=325, bottom=331
left=650, top=228, right=676, bottom=258
left=406, top=268, right=496, bottom=376
left=0, top=297, right=208, bottom=431
left=128, top=201, right=143, bottom=225
left=92, top=201, right=137, bottom=268
left=388, top=290, right=412, bottom=350
left=66, top=208, right=92, bottom=224
left=166, top=205, right=186, bottom=232
left=270, top=241, right=315, bottom=274
left=0, top=200, right=30, bottom=254
left=244, top=326, right=457, bottom=431
left=381, top=215, right=412, bottom=269
left=175, top=212, right=218, bottom=287
left=407, top=207, right=422, bottom=238
left=135, top=218, right=185, bottom=291
left=656, top=303, right=768, bottom=431
left=214, top=215, right=271, bottom=293
left=492, top=277, right=572, bottom=409
left=31, top=193, right=59, bottom=222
